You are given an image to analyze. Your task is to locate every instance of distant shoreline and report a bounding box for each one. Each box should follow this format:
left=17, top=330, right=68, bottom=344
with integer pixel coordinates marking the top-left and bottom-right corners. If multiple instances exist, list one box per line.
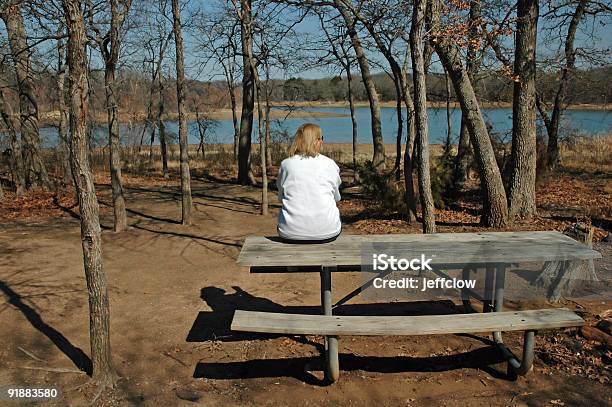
left=34, top=101, right=611, bottom=128
left=276, top=100, right=612, bottom=111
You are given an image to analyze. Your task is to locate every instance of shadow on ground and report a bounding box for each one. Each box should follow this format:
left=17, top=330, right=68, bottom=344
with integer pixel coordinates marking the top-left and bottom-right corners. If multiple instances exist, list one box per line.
left=188, top=286, right=509, bottom=385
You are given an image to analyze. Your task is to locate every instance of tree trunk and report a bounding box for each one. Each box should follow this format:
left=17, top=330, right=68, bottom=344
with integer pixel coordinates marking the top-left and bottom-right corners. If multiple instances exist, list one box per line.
left=444, top=67, right=452, bottom=153
left=542, top=0, right=586, bottom=170
left=172, top=0, right=193, bottom=225
left=454, top=0, right=480, bottom=190
left=401, top=54, right=418, bottom=224
left=57, top=35, right=72, bottom=184
left=228, top=79, right=239, bottom=161
left=264, top=63, right=272, bottom=169
left=238, top=0, right=255, bottom=185
left=411, top=0, right=436, bottom=234
left=62, top=0, right=116, bottom=386
left=509, top=0, right=538, bottom=220
left=256, top=84, right=268, bottom=215
left=393, top=75, right=403, bottom=181
left=1, top=5, right=51, bottom=190
left=346, top=67, right=358, bottom=180
left=104, top=68, right=128, bottom=231
left=157, top=72, right=169, bottom=179
left=454, top=117, right=471, bottom=189
left=0, top=90, right=26, bottom=195
left=429, top=0, right=508, bottom=228
left=334, top=0, right=385, bottom=169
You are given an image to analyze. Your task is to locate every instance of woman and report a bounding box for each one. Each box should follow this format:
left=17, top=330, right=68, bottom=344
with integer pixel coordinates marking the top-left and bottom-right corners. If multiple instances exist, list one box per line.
left=277, top=123, right=342, bottom=243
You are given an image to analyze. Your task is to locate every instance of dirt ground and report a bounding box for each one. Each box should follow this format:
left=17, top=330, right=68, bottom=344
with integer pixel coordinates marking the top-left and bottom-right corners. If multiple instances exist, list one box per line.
left=1, top=172, right=610, bottom=406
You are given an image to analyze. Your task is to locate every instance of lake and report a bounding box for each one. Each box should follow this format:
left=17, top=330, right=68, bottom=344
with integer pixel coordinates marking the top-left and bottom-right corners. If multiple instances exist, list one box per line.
left=39, top=106, right=611, bottom=148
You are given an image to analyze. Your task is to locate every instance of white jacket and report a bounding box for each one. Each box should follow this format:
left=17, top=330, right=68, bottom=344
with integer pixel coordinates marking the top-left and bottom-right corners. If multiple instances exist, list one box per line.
left=276, top=154, right=342, bottom=240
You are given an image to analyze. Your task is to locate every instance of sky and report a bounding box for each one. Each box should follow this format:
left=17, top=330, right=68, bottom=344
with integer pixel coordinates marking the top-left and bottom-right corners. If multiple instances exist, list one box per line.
left=183, top=0, right=612, bottom=82
left=1, top=0, right=610, bottom=82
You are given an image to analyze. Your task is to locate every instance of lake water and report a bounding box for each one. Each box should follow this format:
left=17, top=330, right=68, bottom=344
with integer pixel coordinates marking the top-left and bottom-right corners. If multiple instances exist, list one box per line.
left=39, top=106, right=611, bottom=148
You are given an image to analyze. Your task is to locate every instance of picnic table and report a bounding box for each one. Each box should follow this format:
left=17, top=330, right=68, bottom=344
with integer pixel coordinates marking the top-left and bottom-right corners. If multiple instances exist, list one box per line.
left=232, top=231, right=602, bottom=383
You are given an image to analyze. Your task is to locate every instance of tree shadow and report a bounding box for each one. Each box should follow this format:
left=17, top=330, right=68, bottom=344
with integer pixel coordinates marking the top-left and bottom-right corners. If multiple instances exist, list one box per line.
left=52, top=195, right=112, bottom=231
left=193, top=347, right=507, bottom=383
left=189, top=286, right=510, bottom=384
left=131, top=224, right=242, bottom=248
left=0, top=280, right=92, bottom=374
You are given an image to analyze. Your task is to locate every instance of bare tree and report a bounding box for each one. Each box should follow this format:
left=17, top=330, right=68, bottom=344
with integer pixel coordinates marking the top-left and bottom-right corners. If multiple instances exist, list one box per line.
left=428, top=0, right=509, bottom=227
left=236, top=0, right=256, bottom=185
left=509, top=0, right=539, bottom=220
left=171, top=0, right=193, bottom=225
left=315, top=11, right=359, bottom=178
left=87, top=0, right=133, bottom=232
left=454, top=0, right=481, bottom=190
left=62, top=0, right=116, bottom=388
left=193, top=6, right=241, bottom=161
left=1, top=2, right=52, bottom=190
left=56, top=31, right=71, bottom=184
left=332, top=0, right=386, bottom=170
left=536, top=0, right=593, bottom=170
left=410, top=0, right=435, bottom=233
left=0, top=88, right=26, bottom=194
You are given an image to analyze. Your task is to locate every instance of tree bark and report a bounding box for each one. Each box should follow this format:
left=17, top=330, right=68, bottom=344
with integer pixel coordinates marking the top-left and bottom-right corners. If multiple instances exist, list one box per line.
left=105, top=67, right=128, bottom=231
left=0, top=89, right=26, bottom=195
left=541, top=0, right=586, bottom=170
left=346, top=66, right=358, bottom=179
left=226, top=74, right=239, bottom=162
left=411, top=0, right=436, bottom=234
left=509, top=0, right=539, bottom=220
left=62, top=0, right=116, bottom=386
left=157, top=71, right=169, bottom=179
left=93, top=0, right=131, bottom=232
left=172, top=0, right=193, bottom=225
left=401, top=52, right=418, bottom=224
left=238, top=0, right=255, bottom=185
left=334, top=0, right=385, bottom=170
left=454, top=0, right=480, bottom=189
left=1, top=4, right=51, bottom=190
left=57, top=35, right=72, bottom=184
left=429, top=0, right=508, bottom=227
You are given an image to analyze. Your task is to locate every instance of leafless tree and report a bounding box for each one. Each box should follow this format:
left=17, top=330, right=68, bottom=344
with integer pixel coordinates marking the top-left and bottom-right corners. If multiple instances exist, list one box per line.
left=508, top=0, right=539, bottom=220
left=428, top=0, right=509, bottom=227
left=1, top=1, right=52, bottom=190
left=87, top=0, right=133, bottom=232
left=62, top=0, right=117, bottom=389
left=171, top=0, right=193, bottom=225
left=410, top=0, right=436, bottom=233
left=315, top=10, right=359, bottom=178
left=193, top=5, right=241, bottom=161
left=536, top=0, right=610, bottom=170
left=332, top=0, right=386, bottom=170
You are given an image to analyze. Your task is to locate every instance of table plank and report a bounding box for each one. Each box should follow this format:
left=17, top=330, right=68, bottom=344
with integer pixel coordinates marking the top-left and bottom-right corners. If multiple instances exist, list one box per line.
left=231, top=308, right=584, bottom=336
left=237, top=231, right=602, bottom=268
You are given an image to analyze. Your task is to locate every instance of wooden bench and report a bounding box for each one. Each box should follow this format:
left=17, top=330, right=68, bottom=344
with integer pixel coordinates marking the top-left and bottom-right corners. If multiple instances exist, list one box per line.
left=234, top=231, right=601, bottom=383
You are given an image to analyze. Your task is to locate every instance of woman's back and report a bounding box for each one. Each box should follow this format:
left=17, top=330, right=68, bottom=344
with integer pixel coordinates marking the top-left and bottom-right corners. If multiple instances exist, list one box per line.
left=277, top=154, right=341, bottom=240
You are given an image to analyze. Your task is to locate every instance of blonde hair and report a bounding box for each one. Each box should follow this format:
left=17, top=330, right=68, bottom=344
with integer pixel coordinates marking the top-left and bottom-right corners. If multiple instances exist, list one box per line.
left=288, top=123, right=322, bottom=158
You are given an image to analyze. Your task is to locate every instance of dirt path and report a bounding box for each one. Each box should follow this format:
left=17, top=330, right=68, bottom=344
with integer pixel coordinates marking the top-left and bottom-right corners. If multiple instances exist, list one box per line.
left=0, top=178, right=609, bottom=406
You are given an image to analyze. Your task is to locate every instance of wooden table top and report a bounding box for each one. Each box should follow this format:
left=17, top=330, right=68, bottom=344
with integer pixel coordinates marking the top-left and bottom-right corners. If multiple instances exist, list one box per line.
left=237, top=231, right=602, bottom=268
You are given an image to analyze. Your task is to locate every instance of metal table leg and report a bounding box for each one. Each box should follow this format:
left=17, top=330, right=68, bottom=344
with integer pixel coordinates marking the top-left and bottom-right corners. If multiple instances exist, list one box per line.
left=321, top=265, right=339, bottom=383
left=492, top=263, right=535, bottom=376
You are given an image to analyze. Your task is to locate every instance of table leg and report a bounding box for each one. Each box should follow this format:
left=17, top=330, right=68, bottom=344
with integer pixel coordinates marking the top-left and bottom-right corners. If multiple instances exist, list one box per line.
left=491, top=263, right=535, bottom=376
left=321, top=265, right=339, bottom=383
left=483, top=265, right=495, bottom=313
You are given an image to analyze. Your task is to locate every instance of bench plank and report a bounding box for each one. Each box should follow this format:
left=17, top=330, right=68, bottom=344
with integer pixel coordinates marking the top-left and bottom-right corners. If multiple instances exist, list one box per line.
left=231, top=308, right=584, bottom=336
left=237, top=231, right=602, bottom=268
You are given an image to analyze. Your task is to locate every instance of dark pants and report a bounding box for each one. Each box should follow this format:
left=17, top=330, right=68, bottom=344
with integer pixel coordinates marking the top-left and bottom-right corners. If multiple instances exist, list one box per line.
left=279, top=230, right=341, bottom=244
